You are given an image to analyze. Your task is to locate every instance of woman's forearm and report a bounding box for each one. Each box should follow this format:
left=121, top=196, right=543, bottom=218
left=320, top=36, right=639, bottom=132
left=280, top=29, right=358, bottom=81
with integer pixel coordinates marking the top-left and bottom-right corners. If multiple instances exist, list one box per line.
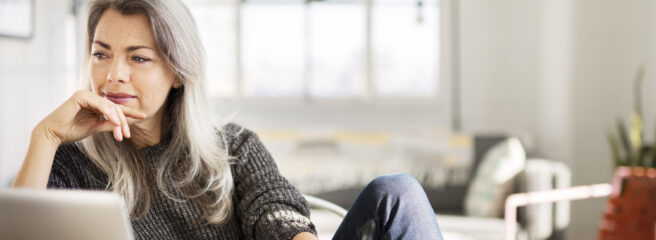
left=11, top=126, right=60, bottom=189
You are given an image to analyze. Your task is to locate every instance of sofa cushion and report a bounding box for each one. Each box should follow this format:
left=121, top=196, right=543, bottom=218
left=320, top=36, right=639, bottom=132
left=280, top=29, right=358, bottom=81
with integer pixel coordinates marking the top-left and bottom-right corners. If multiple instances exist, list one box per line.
left=464, top=138, right=526, bottom=218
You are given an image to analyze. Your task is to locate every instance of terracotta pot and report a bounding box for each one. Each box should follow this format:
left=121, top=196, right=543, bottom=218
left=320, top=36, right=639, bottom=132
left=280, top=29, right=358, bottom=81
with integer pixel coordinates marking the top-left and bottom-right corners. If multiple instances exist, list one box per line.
left=598, top=167, right=656, bottom=240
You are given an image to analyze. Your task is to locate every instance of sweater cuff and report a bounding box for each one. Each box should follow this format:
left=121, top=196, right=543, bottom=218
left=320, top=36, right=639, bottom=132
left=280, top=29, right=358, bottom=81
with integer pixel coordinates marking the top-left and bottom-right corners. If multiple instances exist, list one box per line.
left=256, top=209, right=317, bottom=240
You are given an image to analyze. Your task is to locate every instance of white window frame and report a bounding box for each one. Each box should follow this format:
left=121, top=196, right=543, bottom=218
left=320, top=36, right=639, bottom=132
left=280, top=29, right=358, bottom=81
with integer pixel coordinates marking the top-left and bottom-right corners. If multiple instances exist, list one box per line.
left=219, top=0, right=458, bottom=128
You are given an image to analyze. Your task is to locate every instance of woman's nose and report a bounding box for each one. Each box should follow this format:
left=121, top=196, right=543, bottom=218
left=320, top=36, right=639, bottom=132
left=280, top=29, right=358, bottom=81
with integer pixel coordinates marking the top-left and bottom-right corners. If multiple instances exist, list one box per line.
left=107, top=58, right=130, bottom=84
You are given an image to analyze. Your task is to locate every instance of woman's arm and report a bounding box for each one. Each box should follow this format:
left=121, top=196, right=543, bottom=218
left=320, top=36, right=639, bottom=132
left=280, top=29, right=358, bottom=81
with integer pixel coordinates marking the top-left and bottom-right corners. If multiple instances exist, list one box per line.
left=12, top=90, right=145, bottom=189
left=226, top=124, right=317, bottom=240
left=11, top=126, right=61, bottom=188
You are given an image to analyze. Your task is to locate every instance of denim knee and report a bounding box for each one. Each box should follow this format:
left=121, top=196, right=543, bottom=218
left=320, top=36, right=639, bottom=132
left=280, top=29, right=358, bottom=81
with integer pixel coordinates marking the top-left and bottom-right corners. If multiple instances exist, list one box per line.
left=364, top=173, right=424, bottom=199
left=337, top=173, right=441, bottom=240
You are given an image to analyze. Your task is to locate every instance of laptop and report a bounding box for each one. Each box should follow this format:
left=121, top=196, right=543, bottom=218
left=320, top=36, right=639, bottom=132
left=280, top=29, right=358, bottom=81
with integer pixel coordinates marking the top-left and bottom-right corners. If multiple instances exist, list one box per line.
left=0, top=189, right=134, bottom=240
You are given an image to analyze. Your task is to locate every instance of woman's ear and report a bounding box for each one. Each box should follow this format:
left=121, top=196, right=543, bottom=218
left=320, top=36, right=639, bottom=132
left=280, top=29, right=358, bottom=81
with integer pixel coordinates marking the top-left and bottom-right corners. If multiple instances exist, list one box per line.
left=173, top=79, right=182, bottom=89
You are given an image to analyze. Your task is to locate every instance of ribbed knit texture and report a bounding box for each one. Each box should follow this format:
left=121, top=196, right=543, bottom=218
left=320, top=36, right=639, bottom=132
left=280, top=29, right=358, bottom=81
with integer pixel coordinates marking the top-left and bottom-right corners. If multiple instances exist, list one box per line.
left=47, top=123, right=316, bottom=240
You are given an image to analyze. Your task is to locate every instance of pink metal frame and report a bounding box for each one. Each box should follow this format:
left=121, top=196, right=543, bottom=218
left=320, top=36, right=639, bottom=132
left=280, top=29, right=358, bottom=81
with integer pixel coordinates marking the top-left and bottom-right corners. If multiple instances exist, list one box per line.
left=504, top=183, right=613, bottom=240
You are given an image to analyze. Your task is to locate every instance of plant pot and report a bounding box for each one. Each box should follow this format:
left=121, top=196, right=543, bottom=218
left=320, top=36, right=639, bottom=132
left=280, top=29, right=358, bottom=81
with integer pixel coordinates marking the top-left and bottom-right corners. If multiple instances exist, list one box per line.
left=598, top=166, right=656, bottom=240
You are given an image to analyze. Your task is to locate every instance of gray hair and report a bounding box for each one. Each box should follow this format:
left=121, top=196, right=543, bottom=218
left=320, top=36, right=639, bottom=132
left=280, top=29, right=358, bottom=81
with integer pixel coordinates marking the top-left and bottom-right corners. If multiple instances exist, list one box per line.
left=78, top=0, right=234, bottom=224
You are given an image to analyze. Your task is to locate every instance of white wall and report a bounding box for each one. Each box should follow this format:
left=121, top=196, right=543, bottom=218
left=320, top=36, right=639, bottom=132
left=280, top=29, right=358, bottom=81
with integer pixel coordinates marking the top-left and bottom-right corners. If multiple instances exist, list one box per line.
left=569, top=0, right=648, bottom=237
left=645, top=1, right=656, bottom=144
left=459, top=0, right=650, bottom=239
left=535, top=0, right=574, bottom=182
left=459, top=0, right=540, bottom=149
left=0, top=0, right=73, bottom=187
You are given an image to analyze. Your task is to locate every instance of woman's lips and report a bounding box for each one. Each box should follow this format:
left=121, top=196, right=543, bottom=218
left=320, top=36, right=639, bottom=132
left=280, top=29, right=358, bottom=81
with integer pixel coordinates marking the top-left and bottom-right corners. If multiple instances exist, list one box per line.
left=104, top=92, right=136, bottom=104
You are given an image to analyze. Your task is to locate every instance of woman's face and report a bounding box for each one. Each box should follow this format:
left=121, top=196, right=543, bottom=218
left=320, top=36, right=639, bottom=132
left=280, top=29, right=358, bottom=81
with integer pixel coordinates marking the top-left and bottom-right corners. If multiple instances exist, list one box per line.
left=90, top=9, right=177, bottom=126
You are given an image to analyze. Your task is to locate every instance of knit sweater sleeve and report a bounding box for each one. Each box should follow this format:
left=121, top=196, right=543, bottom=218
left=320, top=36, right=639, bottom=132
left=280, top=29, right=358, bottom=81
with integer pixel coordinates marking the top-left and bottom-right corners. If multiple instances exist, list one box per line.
left=225, top=124, right=317, bottom=240
left=47, top=143, right=85, bottom=189
left=46, top=143, right=107, bottom=190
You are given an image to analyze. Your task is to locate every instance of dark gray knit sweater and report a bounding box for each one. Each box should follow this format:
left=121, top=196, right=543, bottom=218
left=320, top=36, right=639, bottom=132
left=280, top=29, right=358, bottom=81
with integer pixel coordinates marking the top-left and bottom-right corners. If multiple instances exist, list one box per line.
left=47, top=123, right=316, bottom=240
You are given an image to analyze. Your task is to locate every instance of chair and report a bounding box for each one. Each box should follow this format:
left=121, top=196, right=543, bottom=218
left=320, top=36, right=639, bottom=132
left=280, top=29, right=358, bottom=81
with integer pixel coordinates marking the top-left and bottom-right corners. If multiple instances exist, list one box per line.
left=304, top=194, right=348, bottom=239
left=304, top=194, right=348, bottom=218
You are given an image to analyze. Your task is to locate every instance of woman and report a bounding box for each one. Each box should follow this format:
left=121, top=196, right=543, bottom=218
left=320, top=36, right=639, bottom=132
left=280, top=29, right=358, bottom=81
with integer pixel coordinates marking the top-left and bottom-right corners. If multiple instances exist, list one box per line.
left=11, top=0, right=443, bottom=239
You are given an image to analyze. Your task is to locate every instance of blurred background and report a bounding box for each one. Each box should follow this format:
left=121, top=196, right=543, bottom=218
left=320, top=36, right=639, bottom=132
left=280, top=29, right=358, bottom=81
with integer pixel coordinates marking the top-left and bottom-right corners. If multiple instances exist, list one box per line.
left=1, top=0, right=655, bottom=239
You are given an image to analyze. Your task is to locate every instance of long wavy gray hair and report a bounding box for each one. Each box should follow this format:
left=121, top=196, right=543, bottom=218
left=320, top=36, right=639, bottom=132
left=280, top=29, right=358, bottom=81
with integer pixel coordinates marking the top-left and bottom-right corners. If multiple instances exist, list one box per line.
left=77, top=0, right=234, bottom=224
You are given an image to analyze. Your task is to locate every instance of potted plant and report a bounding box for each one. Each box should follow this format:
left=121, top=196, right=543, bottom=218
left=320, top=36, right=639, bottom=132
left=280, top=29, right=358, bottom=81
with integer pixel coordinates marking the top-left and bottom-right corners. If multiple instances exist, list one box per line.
left=599, top=67, right=656, bottom=240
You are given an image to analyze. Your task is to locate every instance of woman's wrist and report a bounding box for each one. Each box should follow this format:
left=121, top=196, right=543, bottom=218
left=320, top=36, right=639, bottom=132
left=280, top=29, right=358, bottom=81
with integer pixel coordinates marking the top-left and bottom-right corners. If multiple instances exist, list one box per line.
left=12, top=124, right=62, bottom=189
left=32, top=122, right=62, bottom=147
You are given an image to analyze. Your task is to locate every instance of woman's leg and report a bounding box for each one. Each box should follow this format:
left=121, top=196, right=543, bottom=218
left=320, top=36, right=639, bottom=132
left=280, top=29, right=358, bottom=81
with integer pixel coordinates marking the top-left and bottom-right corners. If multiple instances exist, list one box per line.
left=332, top=173, right=443, bottom=240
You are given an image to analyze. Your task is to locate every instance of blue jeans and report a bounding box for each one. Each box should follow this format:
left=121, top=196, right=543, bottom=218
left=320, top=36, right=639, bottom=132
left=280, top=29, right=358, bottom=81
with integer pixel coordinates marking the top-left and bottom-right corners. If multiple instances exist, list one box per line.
left=332, top=174, right=444, bottom=240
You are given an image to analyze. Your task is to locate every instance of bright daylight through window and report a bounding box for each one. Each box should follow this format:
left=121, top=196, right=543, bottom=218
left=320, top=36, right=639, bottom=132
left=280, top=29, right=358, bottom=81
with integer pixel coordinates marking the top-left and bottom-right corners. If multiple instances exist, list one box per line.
left=188, top=0, right=440, bottom=100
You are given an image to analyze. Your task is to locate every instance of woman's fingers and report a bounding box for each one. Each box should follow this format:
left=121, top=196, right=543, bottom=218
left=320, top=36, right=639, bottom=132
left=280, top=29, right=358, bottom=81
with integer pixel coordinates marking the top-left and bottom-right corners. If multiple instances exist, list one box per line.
left=118, top=105, right=147, bottom=119
left=72, top=90, right=148, bottom=142
left=94, top=107, right=130, bottom=142
left=114, top=125, right=123, bottom=141
left=74, top=91, right=120, bottom=126
left=92, top=119, right=121, bottom=134
left=116, top=106, right=131, bottom=139
left=109, top=106, right=123, bottom=142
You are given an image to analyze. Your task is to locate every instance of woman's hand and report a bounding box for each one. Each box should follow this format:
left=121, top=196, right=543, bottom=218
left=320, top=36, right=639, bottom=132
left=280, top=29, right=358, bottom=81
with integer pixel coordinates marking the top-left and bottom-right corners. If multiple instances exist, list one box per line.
left=293, top=232, right=319, bottom=240
left=13, top=90, right=146, bottom=189
left=37, top=90, right=146, bottom=145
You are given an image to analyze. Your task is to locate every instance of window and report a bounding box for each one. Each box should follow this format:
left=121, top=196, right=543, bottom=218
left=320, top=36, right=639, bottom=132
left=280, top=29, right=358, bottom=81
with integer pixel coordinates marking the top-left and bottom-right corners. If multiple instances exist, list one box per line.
left=307, top=1, right=366, bottom=98
left=372, top=0, right=439, bottom=97
left=192, top=4, right=238, bottom=98
left=241, top=3, right=305, bottom=97
left=187, top=0, right=441, bottom=101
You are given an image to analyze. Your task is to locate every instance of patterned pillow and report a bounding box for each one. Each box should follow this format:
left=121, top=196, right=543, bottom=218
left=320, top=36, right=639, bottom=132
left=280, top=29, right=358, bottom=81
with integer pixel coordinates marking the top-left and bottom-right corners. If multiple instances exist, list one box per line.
left=464, top=138, right=526, bottom=218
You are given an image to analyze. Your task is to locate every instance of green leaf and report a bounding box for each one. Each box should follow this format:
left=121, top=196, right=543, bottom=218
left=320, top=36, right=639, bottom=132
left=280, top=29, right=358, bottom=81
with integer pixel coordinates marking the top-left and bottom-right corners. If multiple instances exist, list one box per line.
left=608, top=133, right=624, bottom=168
left=617, top=119, right=634, bottom=166
left=652, top=145, right=656, bottom=168
left=638, top=146, right=649, bottom=167
left=653, top=123, right=656, bottom=168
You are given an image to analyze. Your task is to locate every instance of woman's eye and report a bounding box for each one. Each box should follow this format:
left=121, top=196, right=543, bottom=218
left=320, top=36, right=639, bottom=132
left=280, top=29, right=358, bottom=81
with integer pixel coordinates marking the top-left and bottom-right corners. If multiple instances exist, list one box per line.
left=132, top=56, right=151, bottom=63
left=92, top=52, right=107, bottom=59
